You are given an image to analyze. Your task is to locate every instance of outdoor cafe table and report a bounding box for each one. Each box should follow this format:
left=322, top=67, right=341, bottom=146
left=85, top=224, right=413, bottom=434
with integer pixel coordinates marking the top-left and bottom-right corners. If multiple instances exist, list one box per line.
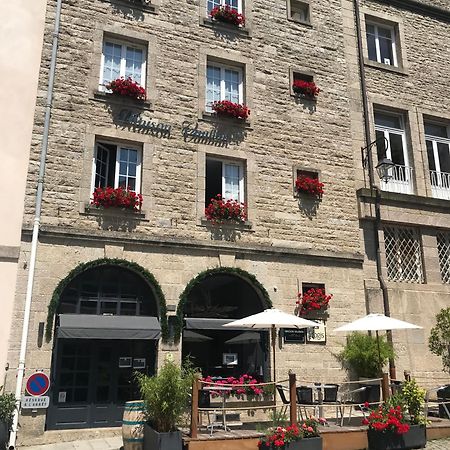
left=303, top=384, right=337, bottom=418
left=202, top=385, right=233, bottom=432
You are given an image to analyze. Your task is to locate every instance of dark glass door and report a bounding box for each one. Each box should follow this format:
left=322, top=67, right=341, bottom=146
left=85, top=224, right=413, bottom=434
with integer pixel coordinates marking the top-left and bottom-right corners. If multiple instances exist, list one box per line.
left=46, top=339, right=156, bottom=430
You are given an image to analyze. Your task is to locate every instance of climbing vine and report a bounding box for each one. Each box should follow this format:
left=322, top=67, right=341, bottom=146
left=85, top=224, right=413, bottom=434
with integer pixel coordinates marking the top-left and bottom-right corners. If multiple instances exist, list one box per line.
left=45, top=258, right=169, bottom=342
left=174, top=267, right=271, bottom=343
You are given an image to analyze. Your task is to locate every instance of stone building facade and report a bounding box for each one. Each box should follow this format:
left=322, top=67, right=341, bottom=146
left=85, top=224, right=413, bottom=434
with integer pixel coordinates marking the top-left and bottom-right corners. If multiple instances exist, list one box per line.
left=5, top=0, right=450, bottom=443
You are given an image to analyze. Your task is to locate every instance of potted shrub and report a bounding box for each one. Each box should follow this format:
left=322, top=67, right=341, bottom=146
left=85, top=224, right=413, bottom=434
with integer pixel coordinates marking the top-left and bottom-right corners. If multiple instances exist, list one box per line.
left=210, top=5, right=245, bottom=26
left=339, top=332, right=395, bottom=379
left=364, top=380, right=427, bottom=450
left=211, top=100, right=250, bottom=120
left=106, top=77, right=146, bottom=100
left=258, top=417, right=326, bottom=449
left=136, top=357, right=195, bottom=450
left=91, top=186, right=143, bottom=211
left=296, top=288, right=332, bottom=317
left=205, top=194, right=247, bottom=224
left=295, top=175, right=324, bottom=198
left=0, top=389, right=15, bottom=449
left=292, top=80, right=320, bottom=100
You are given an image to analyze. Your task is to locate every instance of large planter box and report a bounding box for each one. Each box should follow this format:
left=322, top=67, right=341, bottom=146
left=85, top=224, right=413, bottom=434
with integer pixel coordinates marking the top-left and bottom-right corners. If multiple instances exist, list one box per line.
left=143, top=423, right=182, bottom=450
left=0, top=422, right=8, bottom=450
left=280, top=437, right=322, bottom=450
left=367, top=425, right=426, bottom=450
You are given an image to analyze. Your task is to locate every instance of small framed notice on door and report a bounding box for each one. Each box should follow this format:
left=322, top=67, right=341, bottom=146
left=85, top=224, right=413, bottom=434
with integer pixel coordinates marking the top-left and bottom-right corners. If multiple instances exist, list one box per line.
left=119, top=357, right=132, bottom=368
left=133, top=358, right=146, bottom=369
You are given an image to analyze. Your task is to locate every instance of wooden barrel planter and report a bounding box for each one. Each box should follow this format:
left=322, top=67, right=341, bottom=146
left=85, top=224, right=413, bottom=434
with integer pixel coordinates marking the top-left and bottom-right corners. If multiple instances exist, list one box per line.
left=123, top=400, right=146, bottom=450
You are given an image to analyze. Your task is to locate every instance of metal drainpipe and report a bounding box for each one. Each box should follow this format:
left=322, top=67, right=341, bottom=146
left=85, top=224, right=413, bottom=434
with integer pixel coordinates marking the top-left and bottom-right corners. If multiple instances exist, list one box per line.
left=8, top=0, right=63, bottom=448
left=353, top=0, right=396, bottom=380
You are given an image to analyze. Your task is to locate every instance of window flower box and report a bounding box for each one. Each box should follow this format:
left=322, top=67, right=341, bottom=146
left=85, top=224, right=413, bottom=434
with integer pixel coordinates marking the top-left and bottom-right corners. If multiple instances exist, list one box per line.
left=292, top=80, right=320, bottom=100
left=106, top=77, right=147, bottom=101
left=205, top=194, right=247, bottom=224
left=210, top=5, right=245, bottom=26
left=296, top=288, right=332, bottom=316
left=211, top=100, right=250, bottom=120
left=295, top=175, right=324, bottom=198
left=258, top=418, right=325, bottom=449
left=91, top=187, right=143, bottom=212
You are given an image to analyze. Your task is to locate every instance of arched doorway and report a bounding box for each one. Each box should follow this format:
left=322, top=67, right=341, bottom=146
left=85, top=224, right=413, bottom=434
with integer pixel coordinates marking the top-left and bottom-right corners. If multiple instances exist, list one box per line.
left=46, top=262, right=163, bottom=430
left=179, top=268, right=271, bottom=380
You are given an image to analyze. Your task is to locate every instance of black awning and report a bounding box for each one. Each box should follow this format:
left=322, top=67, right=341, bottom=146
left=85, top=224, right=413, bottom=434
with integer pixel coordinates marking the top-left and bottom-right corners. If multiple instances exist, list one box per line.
left=184, top=317, right=249, bottom=331
left=57, top=314, right=161, bottom=340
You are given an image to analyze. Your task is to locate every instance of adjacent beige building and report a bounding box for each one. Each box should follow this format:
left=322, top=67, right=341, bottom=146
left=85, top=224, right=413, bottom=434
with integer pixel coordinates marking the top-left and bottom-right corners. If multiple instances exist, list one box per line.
left=5, top=0, right=450, bottom=444
left=0, top=0, right=46, bottom=385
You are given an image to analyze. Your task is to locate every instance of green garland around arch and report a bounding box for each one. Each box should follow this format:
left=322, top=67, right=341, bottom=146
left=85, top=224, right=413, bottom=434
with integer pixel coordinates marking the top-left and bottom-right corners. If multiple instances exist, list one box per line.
left=45, top=258, right=169, bottom=342
left=174, top=266, right=272, bottom=343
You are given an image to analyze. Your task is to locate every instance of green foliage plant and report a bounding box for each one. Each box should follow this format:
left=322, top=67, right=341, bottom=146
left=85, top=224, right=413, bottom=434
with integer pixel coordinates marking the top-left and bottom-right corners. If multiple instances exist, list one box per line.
left=399, top=380, right=426, bottom=425
left=136, top=356, right=196, bottom=433
left=339, top=332, right=395, bottom=378
left=429, top=307, right=450, bottom=374
left=0, top=388, right=16, bottom=430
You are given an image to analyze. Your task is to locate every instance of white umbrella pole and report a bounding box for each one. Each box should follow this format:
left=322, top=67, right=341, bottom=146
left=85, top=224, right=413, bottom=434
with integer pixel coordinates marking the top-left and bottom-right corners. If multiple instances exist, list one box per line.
left=376, top=330, right=382, bottom=375
left=271, top=324, right=276, bottom=382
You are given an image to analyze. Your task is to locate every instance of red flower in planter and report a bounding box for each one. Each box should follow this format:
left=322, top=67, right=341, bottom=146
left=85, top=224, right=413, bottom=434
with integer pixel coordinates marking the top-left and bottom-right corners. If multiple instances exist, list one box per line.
left=205, top=194, right=247, bottom=224
left=106, top=77, right=146, bottom=100
left=295, top=175, right=324, bottom=197
left=292, top=79, right=320, bottom=99
left=364, top=404, right=410, bottom=435
left=210, top=5, right=245, bottom=26
left=91, top=186, right=143, bottom=212
left=211, top=100, right=250, bottom=120
left=296, top=288, right=332, bottom=315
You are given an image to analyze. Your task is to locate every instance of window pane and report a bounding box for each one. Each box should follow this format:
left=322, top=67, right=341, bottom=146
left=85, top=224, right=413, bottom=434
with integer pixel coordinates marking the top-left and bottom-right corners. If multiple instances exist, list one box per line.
left=376, top=130, right=387, bottom=161
left=438, top=143, right=450, bottom=173
left=224, top=69, right=240, bottom=103
left=95, top=146, right=109, bottom=188
left=426, top=140, right=436, bottom=171
left=206, top=66, right=221, bottom=109
left=207, top=0, right=221, bottom=13
left=377, top=26, right=392, bottom=39
left=125, top=47, right=143, bottom=84
left=118, top=148, right=138, bottom=191
left=366, top=24, right=375, bottom=35
left=102, top=42, right=121, bottom=84
left=425, top=123, right=448, bottom=138
left=224, top=164, right=240, bottom=201
left=389, top=133, right=405, bottom=166
left=375, top=113, right=401, bottom=130
left=225, top=0, right=238, bottom=10
left=205, top=159, right=222, bottom=206
left=379, top=36, right=394, bottom=65
left=367, top=33, right=377, bottom=62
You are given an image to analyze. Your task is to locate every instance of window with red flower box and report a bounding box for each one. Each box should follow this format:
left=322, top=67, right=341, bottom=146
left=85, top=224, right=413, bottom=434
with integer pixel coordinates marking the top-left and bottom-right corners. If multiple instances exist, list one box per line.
left=291, top=72, right=320, bottom=100
left=296, top=283, right=332, bottom=316
left=295, top=170, right=324, bottom=198
left=210, top=5, right=245, bottom=26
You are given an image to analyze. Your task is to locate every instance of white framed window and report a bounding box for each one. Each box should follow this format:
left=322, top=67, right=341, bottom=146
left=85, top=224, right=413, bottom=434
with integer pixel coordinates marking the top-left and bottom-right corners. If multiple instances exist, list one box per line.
left=366, top=22, right=398, bottom=67
left=206, top=63, right=243, bottom=111
left=384, top=226, right=424, bottom=283
left=374, top=112, right=408, bottom=166
left=91, top=141, right=142, bottom=194
left=99, top=38, right=146, bottom=90
left=425, top=122, right=450, bottom=189
left=205, top=158, right=245, bottom=205
left=207, top=0, right=242, bottom=14
left=288, top=0, right=310, bottom=23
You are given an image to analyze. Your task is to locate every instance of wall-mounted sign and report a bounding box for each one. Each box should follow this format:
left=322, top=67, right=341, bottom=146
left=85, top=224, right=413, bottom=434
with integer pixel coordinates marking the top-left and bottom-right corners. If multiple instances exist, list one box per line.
left=22, top=395, right=50, bottom=409
left=26, top=372, right=50, bottom=396
left=117, top=109, right=172, bottom=137
left=222, top=353, right=238, bottom=366
left=306, top=320, right=326, bottom=343
left=58, top=391, right=67, bottom=403
left=182, top=121, right=228, bottom=145
left=133, top=358, right=146, bottom=369
left=283, top=328, right=306, bottom=343
left=119, top=357, right=132, bottom=368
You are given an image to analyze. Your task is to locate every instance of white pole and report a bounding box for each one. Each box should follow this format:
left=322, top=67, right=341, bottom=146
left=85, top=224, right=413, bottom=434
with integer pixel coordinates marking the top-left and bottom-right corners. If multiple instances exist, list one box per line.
left=8, top=0, right=62, bottom=447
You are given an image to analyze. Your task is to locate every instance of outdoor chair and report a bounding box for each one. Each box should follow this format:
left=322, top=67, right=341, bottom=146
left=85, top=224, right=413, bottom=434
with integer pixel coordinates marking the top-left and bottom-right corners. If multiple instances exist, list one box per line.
left=296, top=386, right=319, bottom=419
left=322, top=384, right=340, bottom=424
left=276, top=384, right=290, bottom=418
left=198, top=389, right=220, bottom=435
left=390, top=380, right=403, bottom=396
left=337, top=386, right=368, bottom=426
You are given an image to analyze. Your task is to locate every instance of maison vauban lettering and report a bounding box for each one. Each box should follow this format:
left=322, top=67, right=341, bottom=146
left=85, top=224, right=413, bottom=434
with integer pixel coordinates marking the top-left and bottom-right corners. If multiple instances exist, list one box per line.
left=117, top=109, right=230, bottom=145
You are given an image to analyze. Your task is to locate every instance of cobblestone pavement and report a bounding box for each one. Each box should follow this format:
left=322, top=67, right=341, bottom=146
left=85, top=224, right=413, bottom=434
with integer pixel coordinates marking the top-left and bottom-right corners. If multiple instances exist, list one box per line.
left=19, top=436, right=450, bottom=449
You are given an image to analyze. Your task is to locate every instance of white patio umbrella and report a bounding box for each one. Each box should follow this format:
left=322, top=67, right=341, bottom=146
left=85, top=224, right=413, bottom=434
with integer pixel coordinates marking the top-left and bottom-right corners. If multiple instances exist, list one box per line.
left=223, top=309, right=318, bottom=382
left=334, top=313, right=422, bottom=373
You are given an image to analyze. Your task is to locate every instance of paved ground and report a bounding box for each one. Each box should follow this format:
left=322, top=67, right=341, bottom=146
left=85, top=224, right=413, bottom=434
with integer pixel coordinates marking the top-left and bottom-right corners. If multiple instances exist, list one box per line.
left=19, top=436, right=450, bottom=449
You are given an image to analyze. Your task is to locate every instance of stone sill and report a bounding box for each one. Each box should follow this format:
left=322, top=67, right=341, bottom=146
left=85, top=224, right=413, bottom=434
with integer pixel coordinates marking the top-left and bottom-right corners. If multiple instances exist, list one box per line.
left=81, top=204, right=149, bottom=222
left=201, top=111, right=253, bottom=130
left=200, top=218, right=254, bottom=231
left=91, top=91, right=153, bottom=110
left=287, top=17, right=313, bottom=28
left=290, top=93, right=318, bottom=101
left=293, top=191, right=323, bottom=200
left=200, top=17, right=251, bottom=37
left=363, top=59, right=408, bottom=76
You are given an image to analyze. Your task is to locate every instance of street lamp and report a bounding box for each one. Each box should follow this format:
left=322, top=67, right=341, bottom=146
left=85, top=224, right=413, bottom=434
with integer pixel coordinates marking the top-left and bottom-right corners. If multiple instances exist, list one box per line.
left=376, top=157, right=395, bottom=183
left=361, top=136, right=394, bottom=185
